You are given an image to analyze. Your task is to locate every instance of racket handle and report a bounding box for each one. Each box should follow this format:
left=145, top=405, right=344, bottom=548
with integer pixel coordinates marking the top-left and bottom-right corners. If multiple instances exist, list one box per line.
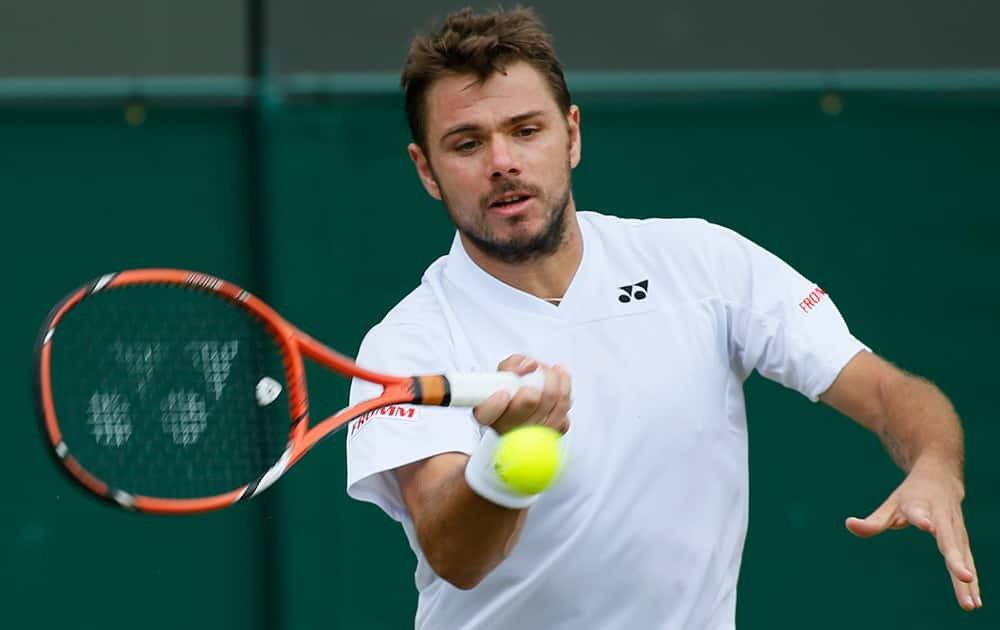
left=445, top=370, right=546, bottom=407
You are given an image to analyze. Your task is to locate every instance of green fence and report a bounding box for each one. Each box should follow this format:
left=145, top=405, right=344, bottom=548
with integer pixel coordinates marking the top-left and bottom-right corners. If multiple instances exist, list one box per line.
left=4, top=73, right=998, bottom=629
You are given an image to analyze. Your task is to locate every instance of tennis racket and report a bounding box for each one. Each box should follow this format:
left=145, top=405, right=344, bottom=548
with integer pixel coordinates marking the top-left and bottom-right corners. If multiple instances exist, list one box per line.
left=33, top=268, right=542, bottom=514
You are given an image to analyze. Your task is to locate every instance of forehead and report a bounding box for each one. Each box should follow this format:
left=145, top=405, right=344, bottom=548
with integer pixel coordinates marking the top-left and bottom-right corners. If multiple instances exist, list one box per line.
left=424, top=61, right=559, bottom=133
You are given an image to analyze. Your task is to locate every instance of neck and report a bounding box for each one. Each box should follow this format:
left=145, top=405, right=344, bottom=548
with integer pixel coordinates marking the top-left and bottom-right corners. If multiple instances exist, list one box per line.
left=461, top=212, right=583, bottom=302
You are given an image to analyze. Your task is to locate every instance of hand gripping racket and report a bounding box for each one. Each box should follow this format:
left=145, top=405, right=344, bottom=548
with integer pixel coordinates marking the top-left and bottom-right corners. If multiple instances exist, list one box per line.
left=33, top=269, right=542, bottom=514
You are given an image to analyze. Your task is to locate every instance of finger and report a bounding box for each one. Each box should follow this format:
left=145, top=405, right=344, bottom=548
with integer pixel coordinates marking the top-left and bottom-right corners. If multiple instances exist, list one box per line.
left=495, top=354, right=523, bottom=372
left=952, top=571, right=982, bottom=610
left=496, top=354, right=538, bottom=375
left=930, top=511, right=976, bottom=584
left=952, top=575, right=978, bottom=611
left=966, top=550, right=983, bottom=608
left=928, top=512, right=981, bottom=610
left=545, top=366, right=572, bottom=434
left=936, top=534, right=976, bottom=586
left=472, top=390, right=512, bottom=427
left=521, top=366, right=560, bottom=425
left=508, top=354, right=545, bottom=376
left=962, top=524, right=983, bottom=607
left=501, top=374, right=545, bottom=424
left=845, top=497, right=903, bottom=538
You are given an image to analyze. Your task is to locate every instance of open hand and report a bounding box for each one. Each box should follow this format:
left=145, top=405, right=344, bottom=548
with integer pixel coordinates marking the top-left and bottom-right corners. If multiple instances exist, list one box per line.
left=846, top=456, right=981, bottom=610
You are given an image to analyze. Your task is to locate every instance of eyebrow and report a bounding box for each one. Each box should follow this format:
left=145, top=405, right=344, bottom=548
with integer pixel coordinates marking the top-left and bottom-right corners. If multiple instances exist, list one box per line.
left=439, top=110, right=546, bottom=145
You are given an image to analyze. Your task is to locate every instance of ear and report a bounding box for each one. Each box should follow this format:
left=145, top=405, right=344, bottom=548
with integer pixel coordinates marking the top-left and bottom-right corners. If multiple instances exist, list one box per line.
left=567, top=105, right=582, bottom=169
left=408, top=143, right=443, bottom=200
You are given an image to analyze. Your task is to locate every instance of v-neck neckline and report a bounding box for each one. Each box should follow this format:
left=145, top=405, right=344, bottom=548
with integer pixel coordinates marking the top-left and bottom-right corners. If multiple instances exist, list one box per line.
left=442, top=216, right=595, bottom=321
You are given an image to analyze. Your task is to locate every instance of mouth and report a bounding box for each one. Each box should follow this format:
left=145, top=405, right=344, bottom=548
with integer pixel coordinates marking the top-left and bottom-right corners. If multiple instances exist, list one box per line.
left=488, top=192, right=535, bottom=217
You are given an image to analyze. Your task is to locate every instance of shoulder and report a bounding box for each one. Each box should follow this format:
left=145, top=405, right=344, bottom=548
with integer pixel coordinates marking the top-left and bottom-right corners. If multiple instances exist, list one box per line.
left=579, top=211, right=735, bottom=247
left=381, top=283, right=443, bottom=327
left=356, top=277, right=455, bottom=373
left=577, top=211, right=787, bottom=304
left=578, top=210, right=751, bottom=267
left=361, top=285, right=439, bottom=347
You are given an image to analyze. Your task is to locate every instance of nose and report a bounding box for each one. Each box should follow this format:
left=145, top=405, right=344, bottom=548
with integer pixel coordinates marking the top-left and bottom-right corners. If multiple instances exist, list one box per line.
left=489, top=135, right=521, bottom=179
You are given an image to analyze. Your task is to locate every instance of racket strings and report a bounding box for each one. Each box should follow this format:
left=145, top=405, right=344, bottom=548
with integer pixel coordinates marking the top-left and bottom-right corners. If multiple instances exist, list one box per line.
left=49, top=285, right=292, bottom=499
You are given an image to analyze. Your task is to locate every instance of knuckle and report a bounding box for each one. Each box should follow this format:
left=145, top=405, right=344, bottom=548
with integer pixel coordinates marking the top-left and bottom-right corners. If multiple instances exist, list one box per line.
left=518, top=388, right=543, bottom=408
left=552, top=396, right=571, bottom=416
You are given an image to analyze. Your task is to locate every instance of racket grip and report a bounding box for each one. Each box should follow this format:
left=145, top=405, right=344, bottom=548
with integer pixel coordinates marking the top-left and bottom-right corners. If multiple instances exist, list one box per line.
left=445, top=370, right=546, bottom=407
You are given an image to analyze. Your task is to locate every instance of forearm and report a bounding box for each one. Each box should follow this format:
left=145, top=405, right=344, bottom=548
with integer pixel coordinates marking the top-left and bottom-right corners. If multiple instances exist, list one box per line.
left=878, top=372, right=964, bottom=478
left=397, top=455, right=529, bottom=589
left=395, top=357, right=570, bottom=589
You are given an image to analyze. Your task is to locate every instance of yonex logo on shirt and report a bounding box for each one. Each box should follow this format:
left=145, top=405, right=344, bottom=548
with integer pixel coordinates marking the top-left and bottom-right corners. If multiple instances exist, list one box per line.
left=618, top=280, right=649, bottom=303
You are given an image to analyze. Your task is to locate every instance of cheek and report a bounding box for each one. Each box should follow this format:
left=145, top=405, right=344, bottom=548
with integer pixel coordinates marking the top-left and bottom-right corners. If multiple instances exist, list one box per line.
left=540, top=136, right=572, bottom=167
left=436, top=159, right=482, bottom=197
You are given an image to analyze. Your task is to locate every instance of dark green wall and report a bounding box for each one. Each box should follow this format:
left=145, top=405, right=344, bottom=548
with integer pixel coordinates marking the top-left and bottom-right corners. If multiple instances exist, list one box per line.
left=3, top=108, right=273, bottom=629
left=4, top=84, right=998, bottom=629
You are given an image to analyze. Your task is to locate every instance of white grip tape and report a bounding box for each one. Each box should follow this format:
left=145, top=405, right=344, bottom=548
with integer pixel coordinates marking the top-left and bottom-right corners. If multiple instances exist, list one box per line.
left=464, top=429, right=541, bottom=509
left=445, top=370, right=546, bottom=407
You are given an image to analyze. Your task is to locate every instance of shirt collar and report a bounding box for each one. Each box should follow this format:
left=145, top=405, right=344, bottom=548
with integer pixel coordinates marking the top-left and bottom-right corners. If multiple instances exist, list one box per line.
left=442, top=217, right=596, bottom=319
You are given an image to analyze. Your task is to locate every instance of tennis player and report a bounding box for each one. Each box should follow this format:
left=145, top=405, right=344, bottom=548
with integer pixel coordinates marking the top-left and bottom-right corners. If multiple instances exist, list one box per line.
left=345, top=7, right=980, bottom=629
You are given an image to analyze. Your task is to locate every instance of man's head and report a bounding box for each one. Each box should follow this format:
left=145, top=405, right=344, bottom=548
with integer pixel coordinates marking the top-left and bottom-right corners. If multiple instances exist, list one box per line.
left=402, top=7, right=581, bottom=265
left=402, top=7, right=571, bottom=154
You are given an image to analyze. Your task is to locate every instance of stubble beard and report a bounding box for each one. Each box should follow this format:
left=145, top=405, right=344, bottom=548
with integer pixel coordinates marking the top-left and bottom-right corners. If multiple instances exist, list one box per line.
left=438, top=165, right=573, bottom=265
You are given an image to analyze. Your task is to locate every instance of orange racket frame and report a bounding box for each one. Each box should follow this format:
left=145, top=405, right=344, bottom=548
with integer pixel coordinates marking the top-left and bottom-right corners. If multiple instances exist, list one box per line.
left=34, top=269, right=531, bottom=514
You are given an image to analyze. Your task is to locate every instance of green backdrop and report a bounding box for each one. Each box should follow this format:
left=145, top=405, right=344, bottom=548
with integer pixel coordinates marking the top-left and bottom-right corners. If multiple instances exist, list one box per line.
left=3, top=78, right=997, bottom=629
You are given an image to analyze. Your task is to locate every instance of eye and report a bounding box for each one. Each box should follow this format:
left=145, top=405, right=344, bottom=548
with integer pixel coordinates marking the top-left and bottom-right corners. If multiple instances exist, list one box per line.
left=515, top=127, right=540, bottom=138
left=455, top=139, right=480, bottom=153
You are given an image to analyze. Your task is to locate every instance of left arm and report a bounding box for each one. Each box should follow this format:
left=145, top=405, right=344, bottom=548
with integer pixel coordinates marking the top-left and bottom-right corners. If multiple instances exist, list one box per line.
left=820, top=350, right=981, bottom=610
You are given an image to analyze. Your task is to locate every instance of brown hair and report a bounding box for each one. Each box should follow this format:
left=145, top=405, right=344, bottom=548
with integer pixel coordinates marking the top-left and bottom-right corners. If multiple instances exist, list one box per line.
left=401, top=6, right=571, bottom=151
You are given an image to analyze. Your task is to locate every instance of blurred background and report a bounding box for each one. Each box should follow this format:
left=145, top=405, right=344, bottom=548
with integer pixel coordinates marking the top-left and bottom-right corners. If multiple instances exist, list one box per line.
left=3, top=1, right=998, bottom=628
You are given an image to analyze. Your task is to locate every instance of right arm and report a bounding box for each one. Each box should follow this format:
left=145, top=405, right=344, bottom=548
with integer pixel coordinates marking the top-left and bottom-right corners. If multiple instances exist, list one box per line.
left=395, top=355, right=571, bottom=589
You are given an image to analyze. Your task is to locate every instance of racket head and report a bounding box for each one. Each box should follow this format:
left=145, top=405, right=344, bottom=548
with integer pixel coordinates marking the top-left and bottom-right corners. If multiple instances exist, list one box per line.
left=33, top=269, right=308, bottom=513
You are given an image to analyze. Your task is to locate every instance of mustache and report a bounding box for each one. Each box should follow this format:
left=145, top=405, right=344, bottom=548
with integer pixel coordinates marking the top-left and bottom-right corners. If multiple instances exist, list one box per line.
left=481, top=180, right=542, bottom=209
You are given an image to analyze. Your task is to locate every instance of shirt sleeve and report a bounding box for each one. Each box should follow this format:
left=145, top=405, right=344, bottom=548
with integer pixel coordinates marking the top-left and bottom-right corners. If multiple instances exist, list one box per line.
left=709, top=223, right=869, bottom=401
left=345, top=322, right=482, bottom=521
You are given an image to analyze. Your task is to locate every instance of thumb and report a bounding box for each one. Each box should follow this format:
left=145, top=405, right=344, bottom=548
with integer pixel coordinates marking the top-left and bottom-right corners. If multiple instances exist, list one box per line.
left=846, top=496, right=903, bottom=538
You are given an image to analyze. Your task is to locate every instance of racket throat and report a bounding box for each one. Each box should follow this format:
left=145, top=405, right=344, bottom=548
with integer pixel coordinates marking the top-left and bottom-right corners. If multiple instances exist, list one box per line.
left=240, top=446, right=293, bottom=500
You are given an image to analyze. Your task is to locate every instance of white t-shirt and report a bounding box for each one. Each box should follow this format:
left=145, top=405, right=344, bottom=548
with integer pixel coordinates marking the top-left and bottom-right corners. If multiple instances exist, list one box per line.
left=346, top=212, right=866, bottom=630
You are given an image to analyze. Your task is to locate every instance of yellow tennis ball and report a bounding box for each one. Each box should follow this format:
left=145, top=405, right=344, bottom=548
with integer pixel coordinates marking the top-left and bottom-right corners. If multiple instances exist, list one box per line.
left=494, top=425, right=563, bottom=495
